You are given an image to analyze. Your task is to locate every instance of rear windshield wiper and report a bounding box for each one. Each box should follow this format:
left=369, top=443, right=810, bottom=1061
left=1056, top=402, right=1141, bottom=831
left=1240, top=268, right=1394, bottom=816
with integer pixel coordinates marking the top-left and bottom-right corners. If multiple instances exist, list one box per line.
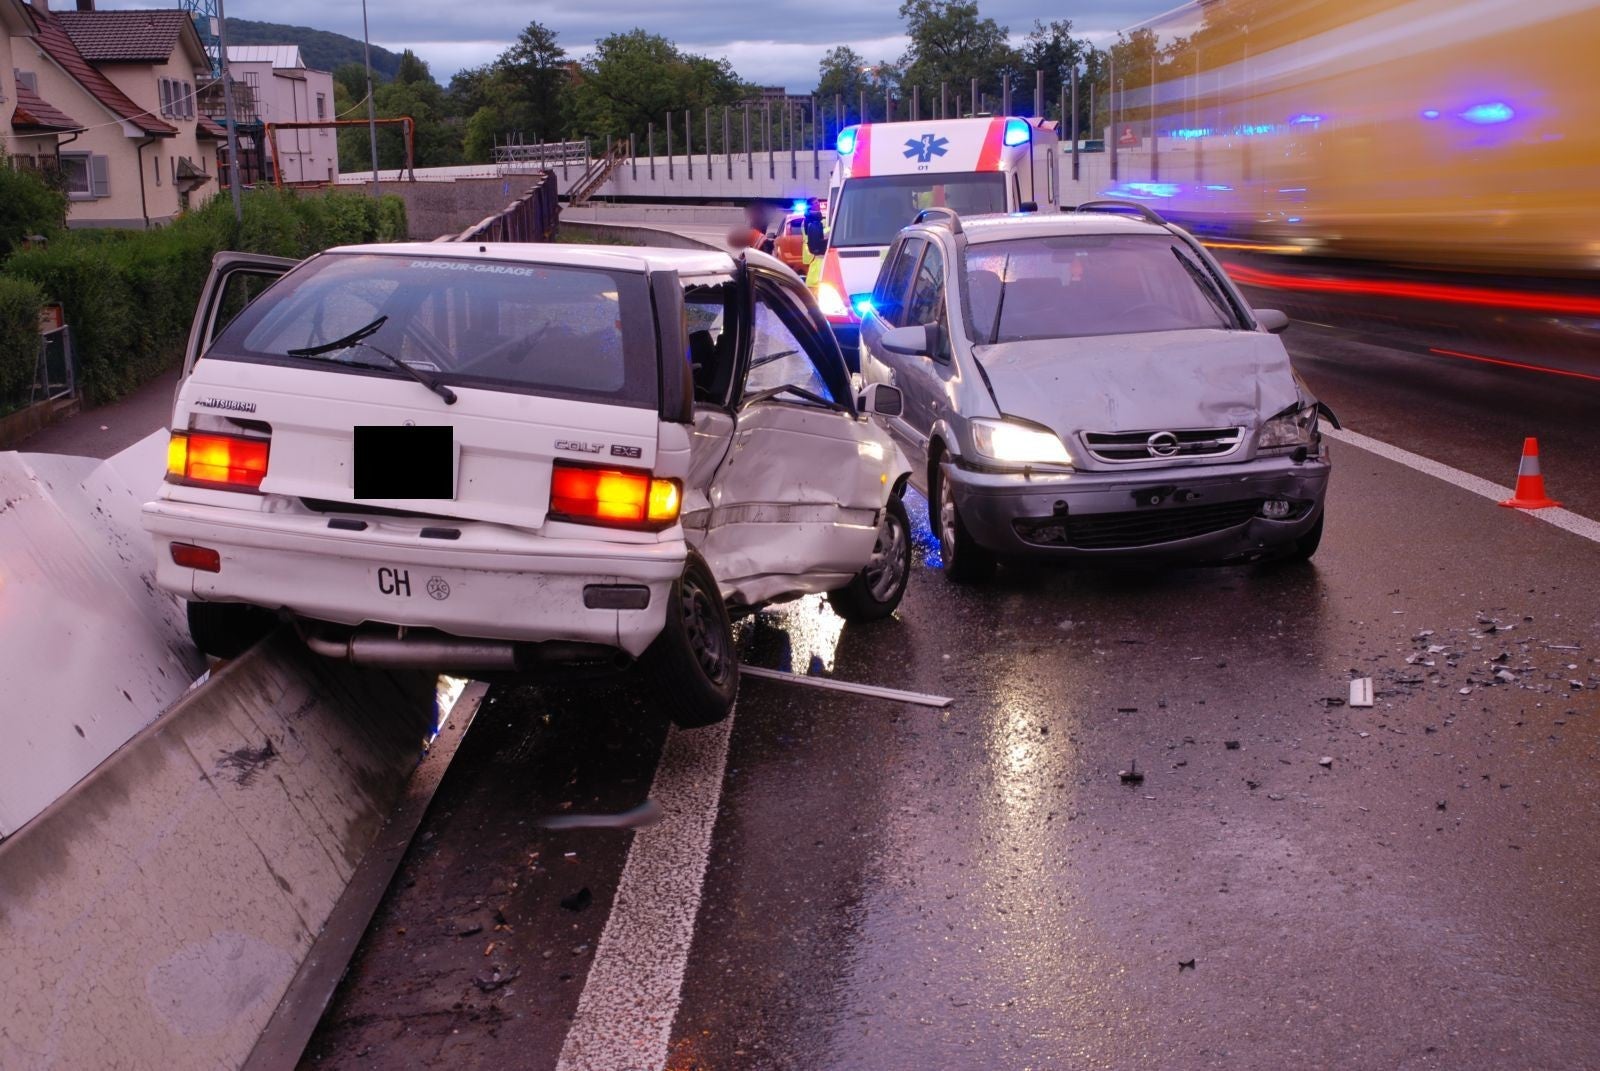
left=1170, top=246, right=1237, bottom=326
left=286, top=315, right=457, bottom=405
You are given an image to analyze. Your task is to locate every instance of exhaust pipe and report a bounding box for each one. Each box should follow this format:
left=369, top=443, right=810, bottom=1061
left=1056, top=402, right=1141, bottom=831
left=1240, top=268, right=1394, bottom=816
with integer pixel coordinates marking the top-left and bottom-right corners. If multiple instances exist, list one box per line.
left=301, top=630, right=521, bottom=671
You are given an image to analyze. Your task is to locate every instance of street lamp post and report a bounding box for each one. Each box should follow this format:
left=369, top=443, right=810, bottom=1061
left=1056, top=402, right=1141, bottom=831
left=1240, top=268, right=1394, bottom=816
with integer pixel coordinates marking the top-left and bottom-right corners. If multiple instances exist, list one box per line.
left=360, top=0, right=380, bottom=194
left=213, top=0, right=242, bottom=221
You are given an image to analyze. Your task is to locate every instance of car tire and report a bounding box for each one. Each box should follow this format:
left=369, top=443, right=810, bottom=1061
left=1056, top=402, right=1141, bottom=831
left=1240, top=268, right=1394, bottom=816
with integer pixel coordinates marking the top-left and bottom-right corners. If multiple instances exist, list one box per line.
left=186, top=599, right=276, bottom=659
left=933, top=460, right=996, bottom=583
left=1282, top=509, right=1325, bottom=563
left=828, top=495, right=912, bottom=622
left=641, top=552, right=739, bottom=729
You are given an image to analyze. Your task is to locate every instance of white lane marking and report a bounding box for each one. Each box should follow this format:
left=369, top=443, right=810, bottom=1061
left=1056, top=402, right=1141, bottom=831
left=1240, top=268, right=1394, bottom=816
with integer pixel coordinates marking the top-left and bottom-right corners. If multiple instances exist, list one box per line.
left=739, top=664, right=953, bottom=707
left=554, top=715, right=733, bottom=1071
left=1325, top=427, right=1600, bottom=545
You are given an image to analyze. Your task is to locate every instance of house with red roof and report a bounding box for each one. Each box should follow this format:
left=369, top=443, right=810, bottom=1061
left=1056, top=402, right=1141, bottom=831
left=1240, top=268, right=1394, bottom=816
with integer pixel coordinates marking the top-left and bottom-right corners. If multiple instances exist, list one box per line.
left=2, top=0, right=225, bottom=227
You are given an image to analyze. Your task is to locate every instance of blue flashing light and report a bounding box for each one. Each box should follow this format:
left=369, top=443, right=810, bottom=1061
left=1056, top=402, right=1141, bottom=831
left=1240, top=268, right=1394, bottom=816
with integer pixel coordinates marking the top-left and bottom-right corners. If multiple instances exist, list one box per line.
left=791, top=200, right=808, bottom=214
left=1173, top=127, right=1213, bottom=139
left=1002, top=118, right=1031, bottom=148
left=850, top=293, right=876, bottom=317
left=1120, top=182, right=1180, bottom=200
left=1287, top=217, right=1303, bottom=223
left=1460, top=101, right=1515, bottom=125
left=1421, top=109, right=1441, bottom=120
left=836, top=126, right=858, bottom=155
left=1288, top=113, right=1324, bottom=125
left=1204, top=184, right=1234, bottom=192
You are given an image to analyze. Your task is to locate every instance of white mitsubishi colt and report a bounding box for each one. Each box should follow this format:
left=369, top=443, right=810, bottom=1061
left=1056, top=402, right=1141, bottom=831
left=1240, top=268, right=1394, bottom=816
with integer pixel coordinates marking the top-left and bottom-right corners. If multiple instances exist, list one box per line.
left=143, top=243, right=913, bottom=727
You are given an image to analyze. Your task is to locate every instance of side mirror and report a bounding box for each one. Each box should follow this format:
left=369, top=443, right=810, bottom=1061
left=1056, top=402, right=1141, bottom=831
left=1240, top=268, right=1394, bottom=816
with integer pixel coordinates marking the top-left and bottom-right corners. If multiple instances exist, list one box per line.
left=858, top=383, right=903, bottom=417
left=1255, top=309, right=1290, bottom=334
left=879, top=324, right=930, bottom=357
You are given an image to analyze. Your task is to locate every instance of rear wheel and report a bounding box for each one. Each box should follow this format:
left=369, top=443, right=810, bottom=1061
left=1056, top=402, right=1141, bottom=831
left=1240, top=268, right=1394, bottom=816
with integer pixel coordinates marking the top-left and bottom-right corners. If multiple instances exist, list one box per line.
left=828, top=495, right=911, bottom=622
left=932, top=460, right=996, bottom=583
left=641, top=552, right=739, bottom=728
left=186, top=600, right=276, bottom=659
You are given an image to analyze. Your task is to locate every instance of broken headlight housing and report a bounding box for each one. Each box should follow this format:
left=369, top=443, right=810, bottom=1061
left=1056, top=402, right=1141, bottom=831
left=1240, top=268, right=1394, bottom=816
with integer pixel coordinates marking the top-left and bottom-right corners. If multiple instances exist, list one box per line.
left=970, top=418, right=1074, bottom=468
left=1257, top=402, right=1319, bottom=454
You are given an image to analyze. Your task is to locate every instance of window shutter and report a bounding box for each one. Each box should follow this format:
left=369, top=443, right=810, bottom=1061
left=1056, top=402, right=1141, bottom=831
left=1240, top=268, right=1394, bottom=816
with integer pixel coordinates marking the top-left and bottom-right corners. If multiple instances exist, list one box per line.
left=185, top=83, right=195, bottom=118
left=160, top=79, right=171, bottom=116
left=17, top=70, right=37, bottom=93
left=89, top=154, right=111, bottom=198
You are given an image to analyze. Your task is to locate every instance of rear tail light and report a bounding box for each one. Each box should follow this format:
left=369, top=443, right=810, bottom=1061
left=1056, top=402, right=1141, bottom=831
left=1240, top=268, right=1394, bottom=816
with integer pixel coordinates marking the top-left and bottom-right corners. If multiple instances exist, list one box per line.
left=170, top=542, right=221, bottom=572
left=548, top=462, right=681, bottom=531
left=166, top=431, right=270, bottom=491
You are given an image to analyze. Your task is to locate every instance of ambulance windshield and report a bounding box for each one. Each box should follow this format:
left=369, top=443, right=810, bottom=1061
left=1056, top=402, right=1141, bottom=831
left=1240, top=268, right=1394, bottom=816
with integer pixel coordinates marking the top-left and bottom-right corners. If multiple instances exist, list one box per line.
left=831, top=174, right=1006, bottom=247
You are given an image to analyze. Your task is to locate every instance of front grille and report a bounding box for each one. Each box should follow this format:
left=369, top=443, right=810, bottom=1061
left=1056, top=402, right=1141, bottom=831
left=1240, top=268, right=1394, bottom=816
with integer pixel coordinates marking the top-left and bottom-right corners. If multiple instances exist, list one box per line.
left=1014, top=498, right=1264, bottom=550
left=1082, top=427, right=1244, bottom=464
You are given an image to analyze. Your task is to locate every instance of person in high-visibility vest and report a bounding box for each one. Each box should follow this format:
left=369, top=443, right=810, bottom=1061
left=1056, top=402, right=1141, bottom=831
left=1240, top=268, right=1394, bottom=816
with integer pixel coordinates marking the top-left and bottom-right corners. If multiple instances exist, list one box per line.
left=801, top=198, right=827, bottom=288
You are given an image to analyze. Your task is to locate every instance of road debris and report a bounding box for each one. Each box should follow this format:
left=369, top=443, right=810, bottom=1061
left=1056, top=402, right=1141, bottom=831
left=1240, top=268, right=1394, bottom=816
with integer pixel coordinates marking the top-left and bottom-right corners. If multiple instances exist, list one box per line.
left=1178, top=958, right=1197, bottom=971
left=1318, top=756, right=1334, bottom=767
left=1349, top=678, right=1375, bottom=707
left=739, top=664, right=953, bottom=707
left=471, top=967, right=520, bottom=993
left=559, top=887, right=593, bottom=913
left=1119, top=761, right=1145, bottom=785
left=1224, top=740, right=1241, bottom=750
left=539, top=799, right=665, bottom=831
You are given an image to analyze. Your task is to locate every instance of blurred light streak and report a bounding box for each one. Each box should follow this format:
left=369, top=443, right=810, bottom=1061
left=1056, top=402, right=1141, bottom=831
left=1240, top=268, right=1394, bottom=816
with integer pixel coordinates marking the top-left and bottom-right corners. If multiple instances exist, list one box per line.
left=1219, top=261, right=1600, bottom=317
left=1428, top=347, right=1600, bottom=384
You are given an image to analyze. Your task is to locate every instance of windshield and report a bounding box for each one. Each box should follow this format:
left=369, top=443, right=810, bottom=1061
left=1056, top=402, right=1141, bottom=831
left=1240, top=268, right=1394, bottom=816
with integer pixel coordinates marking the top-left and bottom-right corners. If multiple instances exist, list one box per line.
left=208, top=253, right=659, bottom=407
left=962, top=234, right=1239, bottom=343
left=832, top=173, right=1006, bottom=247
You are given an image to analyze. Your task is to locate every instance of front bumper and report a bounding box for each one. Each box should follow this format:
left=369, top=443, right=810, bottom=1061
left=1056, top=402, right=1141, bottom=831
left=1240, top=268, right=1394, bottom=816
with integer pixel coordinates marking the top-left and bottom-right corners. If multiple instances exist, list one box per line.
left=947, top=452, right=1330, bottom=563
left=143, top=499, right=686, bottom=658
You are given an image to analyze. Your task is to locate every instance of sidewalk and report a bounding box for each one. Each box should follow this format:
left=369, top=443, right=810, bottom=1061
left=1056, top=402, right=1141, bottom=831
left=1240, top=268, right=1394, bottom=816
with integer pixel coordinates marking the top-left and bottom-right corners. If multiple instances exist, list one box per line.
left=19, top=366, right=178, bottom=459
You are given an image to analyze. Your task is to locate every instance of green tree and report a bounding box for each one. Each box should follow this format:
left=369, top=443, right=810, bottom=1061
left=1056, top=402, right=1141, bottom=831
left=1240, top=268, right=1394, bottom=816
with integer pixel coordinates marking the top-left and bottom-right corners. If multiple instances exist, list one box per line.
left=0, top=161, right=67, bottom=258
left=897, top=0, right=1018, bottom=114
left=447, top=20, right=569, bottom=161
left=815, top=46, right=868, bottom=121
left=569, top=30, right=750, bottom=147
left=371, top=51, right=462, bottom=168
left=1021, top=19, right=1089, bottom=123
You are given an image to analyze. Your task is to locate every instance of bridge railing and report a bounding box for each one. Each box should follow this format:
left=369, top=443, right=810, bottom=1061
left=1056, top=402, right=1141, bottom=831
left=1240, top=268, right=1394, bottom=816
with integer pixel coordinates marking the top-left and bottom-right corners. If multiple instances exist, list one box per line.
left=452, top=170, right=561, bottom=243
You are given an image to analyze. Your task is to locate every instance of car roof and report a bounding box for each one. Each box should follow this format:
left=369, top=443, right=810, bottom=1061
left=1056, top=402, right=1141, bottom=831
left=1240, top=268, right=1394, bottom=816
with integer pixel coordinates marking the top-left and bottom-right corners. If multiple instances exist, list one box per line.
left=951, top=212, right=1171, bottom=244
left=324, top=241, right=735, bottom=275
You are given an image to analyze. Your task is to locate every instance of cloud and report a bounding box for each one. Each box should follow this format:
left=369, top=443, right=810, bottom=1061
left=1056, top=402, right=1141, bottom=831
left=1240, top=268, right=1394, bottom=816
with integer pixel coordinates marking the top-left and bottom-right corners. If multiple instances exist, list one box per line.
left=96, top=0, right=1171, bottom=87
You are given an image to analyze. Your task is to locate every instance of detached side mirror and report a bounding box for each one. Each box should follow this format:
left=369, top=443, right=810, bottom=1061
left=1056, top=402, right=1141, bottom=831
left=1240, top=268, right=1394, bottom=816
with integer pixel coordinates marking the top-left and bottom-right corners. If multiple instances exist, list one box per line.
left=858, top=383, right=903, bottom=417
left=879, top=324, right=930, bottom=357
left=1255, top=309, right=1290, bottom=334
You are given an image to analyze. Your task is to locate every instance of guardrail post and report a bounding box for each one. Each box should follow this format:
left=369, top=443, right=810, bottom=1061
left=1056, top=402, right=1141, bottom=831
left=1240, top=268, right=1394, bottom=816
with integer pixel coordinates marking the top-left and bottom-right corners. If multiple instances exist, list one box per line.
left=766, top=101, right=774, bottom=180
left=667, top=112, right=674, bottom=180
left=630, top=133, right=637, bottom=180
left=686, top=109, right=693, bottom=181
left=790, top=100, right=797, bottom=180
left=812, top=94, right=820, bottom=179
left=648, top=123, right=655, bottom=180
left=744, top=104, right=752, bottom=180
left=724, top=107, right=732, bottom=180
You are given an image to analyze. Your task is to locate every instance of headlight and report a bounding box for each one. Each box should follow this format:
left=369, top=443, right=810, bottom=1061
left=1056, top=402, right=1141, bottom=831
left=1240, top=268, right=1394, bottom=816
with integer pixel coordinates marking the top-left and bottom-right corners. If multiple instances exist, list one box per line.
left=1258, top=402, right=1319, bottom=452
left=816, top=283, right=849, bottom=318
left=970, top=418, right=1074, bottom=467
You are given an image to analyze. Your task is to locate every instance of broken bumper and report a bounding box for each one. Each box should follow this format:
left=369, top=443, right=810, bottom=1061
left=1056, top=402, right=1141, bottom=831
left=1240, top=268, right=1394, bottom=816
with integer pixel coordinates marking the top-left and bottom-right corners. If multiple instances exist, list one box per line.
left=947, top=453, right=1330, bottom=562
left=142, top=499, right=685, bottom=658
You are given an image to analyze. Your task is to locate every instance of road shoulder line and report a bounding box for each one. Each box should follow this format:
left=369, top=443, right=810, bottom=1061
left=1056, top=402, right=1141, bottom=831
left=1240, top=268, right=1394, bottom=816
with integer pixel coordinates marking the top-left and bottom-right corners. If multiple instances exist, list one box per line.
left=554, top=716, right=734, bottom=1071
left=1325, top=426, right=1600, bottom=545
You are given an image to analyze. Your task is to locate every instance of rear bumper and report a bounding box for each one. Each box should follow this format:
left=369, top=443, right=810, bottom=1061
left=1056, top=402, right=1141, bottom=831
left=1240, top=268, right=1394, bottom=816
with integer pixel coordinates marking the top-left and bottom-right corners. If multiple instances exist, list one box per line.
left=143, top=499, right=686, bottom=658
left=947, top=453, right=1331, bottom=563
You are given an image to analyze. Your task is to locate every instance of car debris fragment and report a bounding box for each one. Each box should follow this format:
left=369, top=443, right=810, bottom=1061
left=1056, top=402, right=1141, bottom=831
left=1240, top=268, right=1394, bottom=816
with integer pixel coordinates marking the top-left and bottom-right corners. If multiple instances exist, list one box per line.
left=1349, top=678, right=1375, bottom=707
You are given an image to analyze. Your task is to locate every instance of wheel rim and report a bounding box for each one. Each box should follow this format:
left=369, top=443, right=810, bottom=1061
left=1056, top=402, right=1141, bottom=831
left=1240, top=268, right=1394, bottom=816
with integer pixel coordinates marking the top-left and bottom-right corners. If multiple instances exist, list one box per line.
left=937, top=470, right=958, bottom=567
left=680, top=573, right=730, bottom=685
left=864, top=507, right=909, bottom=602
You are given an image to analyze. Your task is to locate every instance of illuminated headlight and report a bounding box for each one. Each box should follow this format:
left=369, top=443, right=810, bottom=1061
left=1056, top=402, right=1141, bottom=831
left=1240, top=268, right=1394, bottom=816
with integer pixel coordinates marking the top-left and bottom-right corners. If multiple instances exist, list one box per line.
left=970, top=418, right=1074, bottom=467
left=816, top=283, right=849, bottom=318
left=1258, top=402, right=1319, bottom=453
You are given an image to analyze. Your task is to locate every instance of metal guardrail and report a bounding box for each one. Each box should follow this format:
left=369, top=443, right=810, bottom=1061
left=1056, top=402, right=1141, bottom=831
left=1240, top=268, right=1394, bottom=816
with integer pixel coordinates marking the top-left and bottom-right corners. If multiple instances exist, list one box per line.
left=453, top=171, right=561, bottom=243
left=493, top=139, right=589, bottom=166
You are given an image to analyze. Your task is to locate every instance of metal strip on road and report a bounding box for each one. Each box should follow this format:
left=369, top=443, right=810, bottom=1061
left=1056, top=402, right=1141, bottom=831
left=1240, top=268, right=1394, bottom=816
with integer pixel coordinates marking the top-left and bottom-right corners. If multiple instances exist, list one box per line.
left=740, top=664, right=954, bottom=708
left=554, top=715, right=735, bottom=1071
left=1324, top=426, right=1600, bottom=546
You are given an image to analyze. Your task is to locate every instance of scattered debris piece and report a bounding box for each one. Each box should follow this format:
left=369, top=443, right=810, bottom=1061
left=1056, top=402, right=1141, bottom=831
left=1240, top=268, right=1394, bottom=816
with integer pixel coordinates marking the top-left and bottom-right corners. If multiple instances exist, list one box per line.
left=739, top=665, right=953, bottom=707
left=1358, top=732, right=1370, bottom=738
left=1495, top=669, right=1518, bottom=684
left=472, top=968, right=521, bottom=993
left=1224, top=740, right=1241, bottom=750
left=559, top=887, right=593, bottom=913
left=1118, top=761, right=1145, bottom=786
left=1349, top=678, right=1375, bottom=707
left=539, top=800, right=665, bottom=831
left=1436, top=801, right=1448, bottom=811
left=1318, top=756, right=1334, bottom=768
left=456, top=923, right=484, bottom=938
left=1178, top=958, right=1197, bottom=971
left=1117, top=706, right=1139, bottom=713
left=1246, top=780, right=1261, bottom=791
left=1268, top=793, right=1285, bottom=801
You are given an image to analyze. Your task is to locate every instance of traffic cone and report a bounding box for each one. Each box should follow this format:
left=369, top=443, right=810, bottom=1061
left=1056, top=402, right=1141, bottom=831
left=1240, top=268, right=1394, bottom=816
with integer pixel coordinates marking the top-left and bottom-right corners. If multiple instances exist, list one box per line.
left=1499, top=438, right=1560, bottom=510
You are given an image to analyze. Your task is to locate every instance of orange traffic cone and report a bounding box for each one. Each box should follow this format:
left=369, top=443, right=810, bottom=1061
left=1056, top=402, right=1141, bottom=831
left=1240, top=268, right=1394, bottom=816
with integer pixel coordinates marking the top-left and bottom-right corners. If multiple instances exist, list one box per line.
left=1499, top=438, right=1560, bottom=510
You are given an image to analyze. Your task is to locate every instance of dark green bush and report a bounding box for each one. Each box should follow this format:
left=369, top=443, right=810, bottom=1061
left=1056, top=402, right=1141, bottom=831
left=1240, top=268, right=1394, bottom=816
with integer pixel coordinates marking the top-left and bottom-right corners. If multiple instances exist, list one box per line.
left=0, top=275, right=46, bottom=411
left=0, top=188, right=408, bottom=405
left=0, top=163, right=67, bottom=259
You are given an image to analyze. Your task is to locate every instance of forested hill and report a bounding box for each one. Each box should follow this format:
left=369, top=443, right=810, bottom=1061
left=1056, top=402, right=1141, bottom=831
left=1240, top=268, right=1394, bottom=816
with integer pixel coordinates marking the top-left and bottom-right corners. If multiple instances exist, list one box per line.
left=224, top=18, right=403, bottom=79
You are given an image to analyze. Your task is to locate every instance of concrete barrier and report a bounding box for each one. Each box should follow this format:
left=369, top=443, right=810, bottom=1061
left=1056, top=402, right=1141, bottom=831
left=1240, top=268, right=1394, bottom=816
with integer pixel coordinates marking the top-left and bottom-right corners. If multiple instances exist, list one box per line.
left=0, top=631, right=479, bottom=1070
left=560, top=219, right=726, bottom=251
left=0, top=431, right=203, bottom=836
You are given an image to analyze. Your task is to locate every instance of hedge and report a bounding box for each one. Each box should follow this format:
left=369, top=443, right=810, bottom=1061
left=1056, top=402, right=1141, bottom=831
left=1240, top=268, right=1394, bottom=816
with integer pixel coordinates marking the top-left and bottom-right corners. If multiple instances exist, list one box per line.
left=0, top=187, right=408, bottom=406
left=0, top=276, right=46, bottom=412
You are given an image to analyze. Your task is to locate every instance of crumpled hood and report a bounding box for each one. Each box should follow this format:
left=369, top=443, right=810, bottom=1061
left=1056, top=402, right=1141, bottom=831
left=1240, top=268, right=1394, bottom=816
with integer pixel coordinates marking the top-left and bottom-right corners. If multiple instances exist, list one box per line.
left=974, top=329, right=1303, bottom=439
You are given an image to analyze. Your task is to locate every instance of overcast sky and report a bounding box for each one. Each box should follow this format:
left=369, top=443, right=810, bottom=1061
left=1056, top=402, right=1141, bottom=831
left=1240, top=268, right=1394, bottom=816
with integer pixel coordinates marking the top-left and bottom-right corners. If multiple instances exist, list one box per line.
left=99, top=1, right=1176, bottom=89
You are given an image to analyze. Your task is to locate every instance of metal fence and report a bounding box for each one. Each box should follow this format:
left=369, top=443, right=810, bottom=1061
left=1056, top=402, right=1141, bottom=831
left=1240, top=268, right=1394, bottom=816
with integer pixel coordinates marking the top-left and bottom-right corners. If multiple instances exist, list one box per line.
left=453, top=171, right=561, bottom=243
left=2, top=326, right=76, bottom=419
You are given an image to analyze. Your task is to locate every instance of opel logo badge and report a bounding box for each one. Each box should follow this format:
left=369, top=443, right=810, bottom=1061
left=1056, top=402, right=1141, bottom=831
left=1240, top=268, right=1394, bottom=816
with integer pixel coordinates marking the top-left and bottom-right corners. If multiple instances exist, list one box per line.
left=1146, top=431, right=1180, bottom=458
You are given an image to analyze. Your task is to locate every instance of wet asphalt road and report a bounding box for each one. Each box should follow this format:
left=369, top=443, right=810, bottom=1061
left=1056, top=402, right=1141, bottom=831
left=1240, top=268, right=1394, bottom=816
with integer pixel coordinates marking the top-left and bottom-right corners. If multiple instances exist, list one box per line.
left=302, top=278, right=1600, bottom=1070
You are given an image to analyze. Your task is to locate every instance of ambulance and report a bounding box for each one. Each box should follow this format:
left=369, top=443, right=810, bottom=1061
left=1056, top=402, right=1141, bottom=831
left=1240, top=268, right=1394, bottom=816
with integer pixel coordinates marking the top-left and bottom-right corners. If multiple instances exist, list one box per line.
left=815, top=116, right=1062, bottom=358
